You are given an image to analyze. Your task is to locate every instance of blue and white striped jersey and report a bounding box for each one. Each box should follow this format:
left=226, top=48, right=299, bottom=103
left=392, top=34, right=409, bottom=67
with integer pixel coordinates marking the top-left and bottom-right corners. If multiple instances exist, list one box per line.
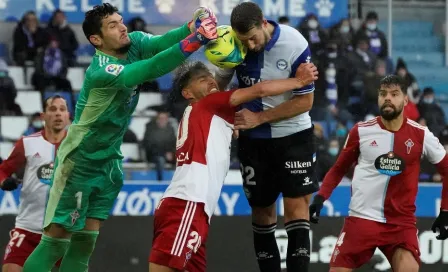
left=219, top=21, right=314, bottom=139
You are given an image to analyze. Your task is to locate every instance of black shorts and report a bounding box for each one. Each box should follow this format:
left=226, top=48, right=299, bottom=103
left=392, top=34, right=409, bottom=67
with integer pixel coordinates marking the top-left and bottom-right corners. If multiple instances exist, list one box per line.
left=238, top=126, right=319, bottom=207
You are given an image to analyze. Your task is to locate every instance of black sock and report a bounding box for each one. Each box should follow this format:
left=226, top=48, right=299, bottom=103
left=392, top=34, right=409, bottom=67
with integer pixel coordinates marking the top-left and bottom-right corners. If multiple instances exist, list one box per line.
left=285, top=219, right=310, bottom=272
left=252, top=223, right=281, bottom=272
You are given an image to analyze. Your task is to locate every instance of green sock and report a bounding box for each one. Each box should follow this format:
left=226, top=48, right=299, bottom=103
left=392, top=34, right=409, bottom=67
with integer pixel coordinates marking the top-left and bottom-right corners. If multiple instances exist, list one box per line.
left=59, top=230, right=99, bottom=272
left=23, top=234, right=70, bottom=272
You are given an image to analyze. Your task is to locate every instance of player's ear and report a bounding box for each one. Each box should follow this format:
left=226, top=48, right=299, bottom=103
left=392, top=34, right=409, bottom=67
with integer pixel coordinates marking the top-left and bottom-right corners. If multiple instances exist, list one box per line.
left=404, top=93, right=409, bottom=106
left=182, top=88, right=193, bottom=100
left=89, top=35, right=102, bottom=48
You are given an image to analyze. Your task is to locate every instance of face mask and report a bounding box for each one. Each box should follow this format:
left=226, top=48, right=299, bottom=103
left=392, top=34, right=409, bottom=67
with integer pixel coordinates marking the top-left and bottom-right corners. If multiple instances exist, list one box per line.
left=328, top=147, right=339, bottom=156
left=308, top=19, right=318, bottom=29
left=32, top=120, right=43, bottom=129
left=423, top=97, right=434, bottom=104
left=327, top=52, right=337, bottom=59
left=336, top=128, right=347, bottom=137
left=340, top=25, right=350, bottom=33
left=366, top=23, right=377, bottom=31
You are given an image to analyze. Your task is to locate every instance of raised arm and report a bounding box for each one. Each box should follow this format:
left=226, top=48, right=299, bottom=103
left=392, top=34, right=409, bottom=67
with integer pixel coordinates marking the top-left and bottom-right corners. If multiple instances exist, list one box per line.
left=229, top=63, right=318, bottom=107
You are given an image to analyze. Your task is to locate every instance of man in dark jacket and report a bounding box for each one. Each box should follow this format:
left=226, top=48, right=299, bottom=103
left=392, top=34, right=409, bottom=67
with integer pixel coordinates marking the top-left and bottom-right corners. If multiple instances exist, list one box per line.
left=418, top=87, right=446, bottom=137
left=355, top=11, right=388, bottom=60
left=46, top=9, right=79, bottom=66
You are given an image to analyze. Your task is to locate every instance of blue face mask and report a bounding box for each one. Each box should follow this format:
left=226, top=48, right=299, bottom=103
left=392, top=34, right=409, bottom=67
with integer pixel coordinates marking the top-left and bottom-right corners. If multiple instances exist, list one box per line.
left=336, top=128, right=347, bottom=137
left=328, top=147, right=339, bottom=156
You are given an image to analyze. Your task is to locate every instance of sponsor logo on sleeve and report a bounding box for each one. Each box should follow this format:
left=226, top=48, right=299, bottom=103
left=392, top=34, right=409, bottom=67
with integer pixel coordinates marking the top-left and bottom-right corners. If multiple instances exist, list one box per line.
left=105, top=64, right=124, bottom=76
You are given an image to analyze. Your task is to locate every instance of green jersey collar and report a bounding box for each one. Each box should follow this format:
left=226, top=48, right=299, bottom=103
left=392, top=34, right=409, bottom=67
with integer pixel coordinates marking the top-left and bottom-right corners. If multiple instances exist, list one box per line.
left=95, top=49, right=119, bottom=61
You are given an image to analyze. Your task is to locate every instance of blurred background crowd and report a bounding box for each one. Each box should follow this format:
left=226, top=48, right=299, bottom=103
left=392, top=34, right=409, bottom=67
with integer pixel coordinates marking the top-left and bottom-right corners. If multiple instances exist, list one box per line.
left=0, top=0, right=447, bottom=184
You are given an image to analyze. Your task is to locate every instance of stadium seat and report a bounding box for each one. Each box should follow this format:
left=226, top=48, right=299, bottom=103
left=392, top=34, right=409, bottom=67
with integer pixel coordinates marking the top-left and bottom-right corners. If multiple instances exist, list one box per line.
left=0, top=116, right=28, bottom=141
left=43, top=91, right=74, bottom=115
left=135, top=93, right=163, bottom=113
left=8, top=66, right=32, bottom=90
left=128, top=117, right=151, bottom=141
left=67, top=67, right=85, bottom=91
left=15, top=91, right=43, bottom=115
left=0, top=141, right=13, bottom=159
left=0, top=43, right=9, bottom=62
left=73, top=92, right=80, bottom=103
left=121, top=143, right=141, bottom=161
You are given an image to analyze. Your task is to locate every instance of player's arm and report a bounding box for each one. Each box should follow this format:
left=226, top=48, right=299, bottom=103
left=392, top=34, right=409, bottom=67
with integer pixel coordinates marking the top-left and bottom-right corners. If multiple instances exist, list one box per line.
left=0, top=138, right=26, bottom=191
left=135, top=7, right=216, bottom=58
left=422, top=128, right=448, bottom=210
left=318, top=125, right=361, bottom=199
left=229, top=63, right=317, bottom=107
left=215, top=68, right=235, bottom=90
left=133, top=25, right=191, bottom=59
left=257, top=46, right=315, bottom=124
left=103, top=20, right=217, bottom=88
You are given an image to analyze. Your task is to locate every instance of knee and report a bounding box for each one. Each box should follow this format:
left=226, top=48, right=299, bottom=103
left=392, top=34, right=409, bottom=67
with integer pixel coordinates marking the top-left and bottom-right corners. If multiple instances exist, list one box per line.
left=393, top=249, right=419, bottom=272
left=284, top=194, right=312, bottom=222
left=84, top=218, right=102, bottom=232
left=44, top=223, right=71, bottom=239
left=252, top=204, right=277, bottom=225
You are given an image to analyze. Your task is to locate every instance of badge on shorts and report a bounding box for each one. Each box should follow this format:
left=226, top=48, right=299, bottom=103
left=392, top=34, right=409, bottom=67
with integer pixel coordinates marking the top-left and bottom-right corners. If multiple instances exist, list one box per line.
left=37, top=163, right=54, bottom=185
left=374, top=152, right=405, bottom=176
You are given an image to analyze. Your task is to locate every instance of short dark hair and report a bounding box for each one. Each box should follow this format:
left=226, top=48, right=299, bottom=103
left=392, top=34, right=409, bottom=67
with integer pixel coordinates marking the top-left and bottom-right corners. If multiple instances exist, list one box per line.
left=230, top=2, right=264, bottom=33
left=82, top=3, right=118, bottom=46
left=278, top=16, right=289, bottom=24
left=379, top=75, right=407, bottom=94
left=43, top=95, right=67, bottom=112
left=172, top=61, right=210, bottom=97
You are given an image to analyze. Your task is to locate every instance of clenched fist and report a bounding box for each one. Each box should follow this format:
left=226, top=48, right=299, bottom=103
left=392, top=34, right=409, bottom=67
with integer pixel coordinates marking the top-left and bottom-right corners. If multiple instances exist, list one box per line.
left=295, top=63, right=318, bottom=86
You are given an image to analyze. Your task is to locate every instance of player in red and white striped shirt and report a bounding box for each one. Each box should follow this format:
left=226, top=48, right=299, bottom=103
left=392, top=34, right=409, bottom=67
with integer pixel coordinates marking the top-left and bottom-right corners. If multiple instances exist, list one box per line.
left=0, top=95, right=69, bottom=272
left=309, top=75, right=448, bottom=272
left=148, top=61, right=318, bottom=272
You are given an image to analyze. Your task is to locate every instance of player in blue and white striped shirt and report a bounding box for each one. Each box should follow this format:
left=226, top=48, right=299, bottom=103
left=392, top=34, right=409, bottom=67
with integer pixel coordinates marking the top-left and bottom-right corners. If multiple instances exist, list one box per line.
left=216, top=3, right=319, bottom=272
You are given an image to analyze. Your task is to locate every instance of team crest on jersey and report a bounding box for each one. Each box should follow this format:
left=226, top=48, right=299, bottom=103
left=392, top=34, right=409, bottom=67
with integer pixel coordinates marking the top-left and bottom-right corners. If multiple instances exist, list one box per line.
left=405, top=139, right=414, bottom=154
left=276, top=59, right=288, bottom=70
left=105, top=64, right=124, bottom=76
left=374, top=152, right=405, bottom=176
left=36, top=163, right=54, bottom=185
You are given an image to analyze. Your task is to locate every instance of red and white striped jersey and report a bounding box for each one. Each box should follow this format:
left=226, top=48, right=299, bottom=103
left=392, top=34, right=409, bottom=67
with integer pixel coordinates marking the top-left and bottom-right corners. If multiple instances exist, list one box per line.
left=320, top=117, right=448, bottom=226
left=162, top=91, right=236, bottom=220
left=0, top=131, right=64, bottom=233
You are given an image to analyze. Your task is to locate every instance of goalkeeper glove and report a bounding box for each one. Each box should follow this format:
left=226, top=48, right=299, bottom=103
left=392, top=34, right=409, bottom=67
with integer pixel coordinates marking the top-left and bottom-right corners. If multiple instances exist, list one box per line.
left=309, top=194, right=325, bottom=224
left=432, top=209, right=448, bottom=240
left=180, top=18, right=217, bottom=56
left=1, top=177, right=20, bottom=191
left=188, top=7, right=217, bottom=33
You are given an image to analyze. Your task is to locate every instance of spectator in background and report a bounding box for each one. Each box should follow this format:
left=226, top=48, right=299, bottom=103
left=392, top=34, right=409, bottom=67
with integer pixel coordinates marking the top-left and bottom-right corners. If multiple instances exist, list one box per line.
left=46, top=9, right=79, bottom=67
left=317, top=138, right=340, bottom=181
left=297, top=13, right=328, bottom=58
left=12, top=11, right=48, bottom=66
left=128, top=17, right=152, bottom=33
left=142, top=111, right=176, bottom=181
left=313, top=123, right=327, bottom=154
left=330, top=18, right=354, bottom=53
left=418, top=87, right=446, bottom=136
left=32, top=38, right=72, bottom=95
left=23, top=112, right=43, bottom=136
left=333, top=121, right=348, bottom=146
left=278, top=16, right=290, bottom=25
left=363, top=59, right=387, bottom=116
left=395, top=58, right=420, bottom=103
left=347, top=35, right=377, bottom=120
left=355, top=11, right=388, bottom=60
left=0, top=59, right=22, bottom=116
left=123, top=127, right=138, bottom=143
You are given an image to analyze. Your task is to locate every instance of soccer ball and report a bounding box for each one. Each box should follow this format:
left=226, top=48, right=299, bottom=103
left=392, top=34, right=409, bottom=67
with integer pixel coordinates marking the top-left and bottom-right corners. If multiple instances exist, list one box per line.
left=205, top=25, right=247, bottom=69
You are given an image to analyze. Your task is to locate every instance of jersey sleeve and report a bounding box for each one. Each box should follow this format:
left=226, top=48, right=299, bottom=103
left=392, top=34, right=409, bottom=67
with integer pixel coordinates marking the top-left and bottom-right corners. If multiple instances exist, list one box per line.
left=289, top=39, right=315, bottom=96
left=0, top=138, right=26, bottom=183
left=92, top=43, right=187, bottom=89
left=423, top=127, right=446, bottom=164
left=201, top=90, right=237, bottom=124
left=318, top=124, right=360, bottom=199
left=130, top=25, right=190, bottom=59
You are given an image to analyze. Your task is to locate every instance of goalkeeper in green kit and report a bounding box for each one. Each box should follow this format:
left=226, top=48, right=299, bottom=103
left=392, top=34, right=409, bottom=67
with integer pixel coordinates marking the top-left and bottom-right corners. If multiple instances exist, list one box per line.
left=23, top=3, right=218, bottom=272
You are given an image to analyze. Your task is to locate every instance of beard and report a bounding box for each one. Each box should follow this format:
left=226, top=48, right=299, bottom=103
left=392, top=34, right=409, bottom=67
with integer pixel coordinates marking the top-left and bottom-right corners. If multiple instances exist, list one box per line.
left=251, top=31, right=270, bottom=52
left=380, top=102, right=404, bottom=121
left=116, top=42, right=131, bottom=55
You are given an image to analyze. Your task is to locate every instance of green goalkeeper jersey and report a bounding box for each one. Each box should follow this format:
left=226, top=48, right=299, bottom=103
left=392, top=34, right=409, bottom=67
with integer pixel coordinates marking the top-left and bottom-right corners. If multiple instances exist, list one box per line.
left=58, top=25, right=190, bottom=163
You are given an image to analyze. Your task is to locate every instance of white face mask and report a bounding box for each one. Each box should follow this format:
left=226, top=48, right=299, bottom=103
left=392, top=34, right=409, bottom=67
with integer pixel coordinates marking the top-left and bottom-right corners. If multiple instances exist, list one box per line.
left=366, top=23, right=377, bottom=31
left=32, top=120, right=43, bottom=129
left=340, top=25, right=350, bottom=33
left=308, top=19, right=318, bottom=29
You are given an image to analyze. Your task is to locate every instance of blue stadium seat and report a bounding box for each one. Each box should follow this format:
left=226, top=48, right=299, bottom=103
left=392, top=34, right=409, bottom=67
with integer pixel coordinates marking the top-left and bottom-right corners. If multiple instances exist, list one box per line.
left=73, top=92, right=80, bottom=104
left=5, top=16, right=18, bottom=22
left=130, top=170, right=157, bottom=180
left=39, top=13, right=51, bottom=24
left=156, top=73, right=173, bottom=92
left=0, top=43, right=9, bottom=63
left=43, top=91, right=74, bottom=115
